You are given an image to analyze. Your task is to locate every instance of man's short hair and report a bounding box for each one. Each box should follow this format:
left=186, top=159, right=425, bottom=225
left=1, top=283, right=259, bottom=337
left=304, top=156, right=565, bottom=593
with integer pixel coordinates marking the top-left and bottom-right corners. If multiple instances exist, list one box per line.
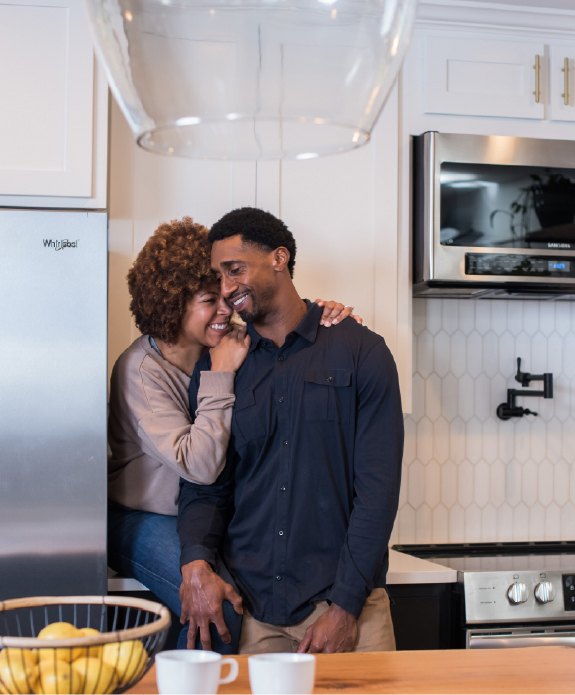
left=209, top=207, right=297, bottom=277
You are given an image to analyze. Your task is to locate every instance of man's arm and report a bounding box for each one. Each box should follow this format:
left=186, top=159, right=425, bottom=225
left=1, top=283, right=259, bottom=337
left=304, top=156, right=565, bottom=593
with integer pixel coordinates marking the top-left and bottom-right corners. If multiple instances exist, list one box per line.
left=298, top=337, right=404, bottom=653
left=177, top=462, right=241, bottom=649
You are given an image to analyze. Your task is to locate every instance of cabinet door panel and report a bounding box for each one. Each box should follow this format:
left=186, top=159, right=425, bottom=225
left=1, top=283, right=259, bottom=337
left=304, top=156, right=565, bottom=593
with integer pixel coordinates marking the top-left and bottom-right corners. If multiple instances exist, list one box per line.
left=423, top=35, right=545, bottom=120
left=0, top=1, right=94, bottom=197
left=549, top=44, right=575, bottom=122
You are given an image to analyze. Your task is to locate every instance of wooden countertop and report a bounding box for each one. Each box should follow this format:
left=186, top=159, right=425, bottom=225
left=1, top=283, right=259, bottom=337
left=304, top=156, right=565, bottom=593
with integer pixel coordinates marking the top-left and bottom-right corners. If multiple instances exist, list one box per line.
left=128, top=646, right=575, bottom=693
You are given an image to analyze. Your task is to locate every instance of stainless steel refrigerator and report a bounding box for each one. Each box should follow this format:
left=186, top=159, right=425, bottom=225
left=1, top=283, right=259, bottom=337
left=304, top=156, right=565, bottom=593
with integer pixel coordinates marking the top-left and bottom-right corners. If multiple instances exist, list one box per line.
left=0, top=209, right=107, bottom=599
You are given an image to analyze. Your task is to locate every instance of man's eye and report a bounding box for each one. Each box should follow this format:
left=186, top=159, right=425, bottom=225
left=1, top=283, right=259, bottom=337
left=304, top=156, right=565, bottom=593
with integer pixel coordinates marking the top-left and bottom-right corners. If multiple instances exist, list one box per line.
left=229, top=266, right=241, bottom=276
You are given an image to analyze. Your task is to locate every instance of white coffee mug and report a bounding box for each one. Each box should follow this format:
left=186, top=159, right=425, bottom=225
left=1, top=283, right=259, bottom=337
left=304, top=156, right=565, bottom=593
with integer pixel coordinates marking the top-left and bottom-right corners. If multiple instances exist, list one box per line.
left=248, top=653, right=316, bottom=695
left=155, top=649, right=239, bottom=695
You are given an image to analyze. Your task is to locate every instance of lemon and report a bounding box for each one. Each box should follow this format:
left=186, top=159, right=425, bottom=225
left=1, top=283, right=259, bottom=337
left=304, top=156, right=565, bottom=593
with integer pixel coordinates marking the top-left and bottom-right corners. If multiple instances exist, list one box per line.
left=75, top=628, right=103, bottom=660
left=0, top=649, right=39, bottom=694
left=37, top=659, right=82, bottom=695
left=102, top=640, right=147, bottom=685
left=37, top=622, right=82, bottom=663
left=72, top=657, right=117, bottom=694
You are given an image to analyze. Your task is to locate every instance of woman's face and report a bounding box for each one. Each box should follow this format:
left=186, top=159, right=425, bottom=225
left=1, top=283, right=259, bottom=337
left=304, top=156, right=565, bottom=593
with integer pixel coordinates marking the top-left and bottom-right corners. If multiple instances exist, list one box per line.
left=178, top=285, right=232, bottom=349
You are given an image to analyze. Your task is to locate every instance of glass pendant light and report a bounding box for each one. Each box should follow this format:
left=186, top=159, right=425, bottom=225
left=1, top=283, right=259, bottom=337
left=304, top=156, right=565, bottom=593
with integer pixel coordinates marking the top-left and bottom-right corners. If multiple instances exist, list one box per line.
left=85, top=0, right=417, bottom=160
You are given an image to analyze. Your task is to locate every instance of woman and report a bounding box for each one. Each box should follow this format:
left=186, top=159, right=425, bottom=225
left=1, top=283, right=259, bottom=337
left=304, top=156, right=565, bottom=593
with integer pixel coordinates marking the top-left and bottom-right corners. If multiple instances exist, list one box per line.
left=107, top=217, right=355, bottom=651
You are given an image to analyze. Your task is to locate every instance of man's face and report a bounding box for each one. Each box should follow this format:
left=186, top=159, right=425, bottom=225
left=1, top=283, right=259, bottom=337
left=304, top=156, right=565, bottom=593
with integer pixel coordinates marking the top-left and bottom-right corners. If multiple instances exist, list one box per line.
left=210, top=234, right=279, bottom=323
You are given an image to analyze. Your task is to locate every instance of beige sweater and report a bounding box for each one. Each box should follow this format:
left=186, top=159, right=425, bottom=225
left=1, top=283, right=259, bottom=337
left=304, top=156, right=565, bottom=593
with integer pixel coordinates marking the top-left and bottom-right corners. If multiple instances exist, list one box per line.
left=108, top=335, right=235, bottom=515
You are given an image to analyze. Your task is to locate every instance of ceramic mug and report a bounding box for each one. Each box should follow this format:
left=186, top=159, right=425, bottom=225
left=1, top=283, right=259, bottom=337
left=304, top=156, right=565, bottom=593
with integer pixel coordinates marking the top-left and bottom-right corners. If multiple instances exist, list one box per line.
left=248, top=653, right=316, bottom=694
left=155, top=649, right=238, bottom=694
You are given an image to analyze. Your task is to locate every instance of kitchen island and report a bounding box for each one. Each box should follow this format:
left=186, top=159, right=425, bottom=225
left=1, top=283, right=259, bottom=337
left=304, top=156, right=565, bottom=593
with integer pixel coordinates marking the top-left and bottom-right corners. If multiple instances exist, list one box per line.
left=128, top=646, right=575, bottom=693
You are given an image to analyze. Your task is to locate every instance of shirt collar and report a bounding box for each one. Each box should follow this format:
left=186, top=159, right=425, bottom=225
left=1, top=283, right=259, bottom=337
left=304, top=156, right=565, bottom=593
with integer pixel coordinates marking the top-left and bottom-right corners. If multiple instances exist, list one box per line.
left=245, top=299, right=321, bottom=351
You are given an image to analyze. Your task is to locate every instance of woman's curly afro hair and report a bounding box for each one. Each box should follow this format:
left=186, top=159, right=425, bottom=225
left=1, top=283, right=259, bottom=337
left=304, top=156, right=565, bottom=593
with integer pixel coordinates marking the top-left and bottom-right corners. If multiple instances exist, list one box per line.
left=128, top=217, right=216, bottom=344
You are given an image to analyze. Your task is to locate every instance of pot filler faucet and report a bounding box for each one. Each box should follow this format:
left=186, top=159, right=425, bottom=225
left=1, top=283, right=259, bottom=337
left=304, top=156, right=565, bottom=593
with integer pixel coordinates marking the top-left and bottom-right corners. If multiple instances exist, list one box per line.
left=496, top=357, right=554, bottom=420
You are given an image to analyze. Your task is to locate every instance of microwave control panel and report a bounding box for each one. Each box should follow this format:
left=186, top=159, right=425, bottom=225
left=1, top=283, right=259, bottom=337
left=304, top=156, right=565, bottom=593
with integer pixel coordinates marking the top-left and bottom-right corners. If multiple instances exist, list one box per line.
left=466, top=253, right=575, bottom=278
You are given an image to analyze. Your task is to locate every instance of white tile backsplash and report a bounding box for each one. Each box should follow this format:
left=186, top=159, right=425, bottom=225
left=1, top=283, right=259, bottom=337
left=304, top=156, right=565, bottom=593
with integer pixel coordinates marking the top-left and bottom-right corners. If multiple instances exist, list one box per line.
left=392, top=298, right=575, bottom=544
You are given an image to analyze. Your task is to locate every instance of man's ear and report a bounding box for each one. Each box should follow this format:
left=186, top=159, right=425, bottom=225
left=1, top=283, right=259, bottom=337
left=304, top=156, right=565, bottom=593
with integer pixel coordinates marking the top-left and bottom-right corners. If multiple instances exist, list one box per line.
left=272, top=246, right=290, bottom=272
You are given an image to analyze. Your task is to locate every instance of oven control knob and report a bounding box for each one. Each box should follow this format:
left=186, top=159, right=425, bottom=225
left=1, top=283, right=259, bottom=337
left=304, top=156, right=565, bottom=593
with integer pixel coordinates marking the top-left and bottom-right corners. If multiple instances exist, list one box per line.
left=507, top=581, right=528, bottom=604
left=534, top=581, right=555, bottom=604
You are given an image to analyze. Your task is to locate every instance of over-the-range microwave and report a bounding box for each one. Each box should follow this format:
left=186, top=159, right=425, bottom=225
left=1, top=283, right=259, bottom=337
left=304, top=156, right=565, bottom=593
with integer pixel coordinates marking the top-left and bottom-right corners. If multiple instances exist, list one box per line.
left=413, top=132, right=575, bottom=299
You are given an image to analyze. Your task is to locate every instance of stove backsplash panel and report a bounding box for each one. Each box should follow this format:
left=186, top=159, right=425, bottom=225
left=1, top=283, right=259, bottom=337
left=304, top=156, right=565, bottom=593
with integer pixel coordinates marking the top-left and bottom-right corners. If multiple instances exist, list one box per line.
left=392, top=298, right=575, bottom=545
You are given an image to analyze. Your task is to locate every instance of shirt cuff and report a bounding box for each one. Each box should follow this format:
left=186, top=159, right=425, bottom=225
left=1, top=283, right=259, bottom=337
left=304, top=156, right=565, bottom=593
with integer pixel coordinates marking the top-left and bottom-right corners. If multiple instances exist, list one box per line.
left=198, top=370, right=235, bottom=395
left=180, top=544, right=217, bottom=570
left=328, top=583, right=369, bottom=619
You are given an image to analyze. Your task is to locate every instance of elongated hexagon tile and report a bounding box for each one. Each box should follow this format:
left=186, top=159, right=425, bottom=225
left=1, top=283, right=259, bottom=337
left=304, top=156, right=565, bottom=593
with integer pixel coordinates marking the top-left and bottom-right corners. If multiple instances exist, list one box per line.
left=425, top=373, right=442, bottom=422
left=505, top=459, right=523, bottom=508
left=457, top=299, right=476, bottom=336
left=512, top=503, right=530, bottom=540
left=545, top=504, right=561, bottom=540
left=465, top=418, right=483, bottom=463
left=416, top=330, right=435, bottom=379
left=432, top=504, right=450, bottom=540
left=441, top=373, right=459, bottom=423
left=474, top=301, right=491, bottom=336
left=450, top=331, right=468, bottom=378
left=559, top=505, right=575, bottom=538
left=440, top=459, right=458, bottom=510
left=473, top=459, right=491, bottom=509
left=498, top=332, right=517, bottom=378
left=522, top=302, right=541, bottom=337
left=474, top=374, right=492, bottom=423
left=410, top=373, right=426, bottom=423
left=414, top=504, right=434, bottom=543
left=496, top=504, right=514, bottom=542
left=432, top=416, right=450, bottom=463
left=448, top=504, right=466, bottom=542
left=553, top=458, right=571, bottom=508
left=407, top=459, right=426, bottom=508
left=457, top=459, right=475, bottom=508
left=458, top=374, right=475, bottom=422
left=425, top=459, right=442, bottom=508
left=416, top=416, right=434, bottom=464
left=425, top=299, right=443, bottom=336
left=449, top=417, right=467, bottom=462
left=464, top=504, right=482, bottom=542
left=489, top=459, right=507, bottom=509
left=433, top=330, right=451, bottom=378
left=538, top=302, right=555, bottom=336
left=412, top=298, right=428, bottom=336
left=529, top=417, right=547, bottom=463
left=554, top=302, right=571, bottom=337
left=490, top=301, right=508, bottom=336
left=481, top=331, right=500, bottom=378
left=527, top=502, right=546, bottom=541
left=402, top=417, right=417, bottom=468
left=481, top=504, right=499, bottom=540
left=537, top=459, right=555, bottom=508
left=520, top=459, right=539, bottom=508
left=466, top=331, right=484, bottom=378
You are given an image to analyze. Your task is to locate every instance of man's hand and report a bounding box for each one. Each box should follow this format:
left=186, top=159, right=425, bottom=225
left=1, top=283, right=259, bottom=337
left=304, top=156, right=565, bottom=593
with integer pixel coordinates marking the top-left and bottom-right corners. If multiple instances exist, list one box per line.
left=179, top=560, right=243, bottom=650
left=297, top=603, right=358, bottom=653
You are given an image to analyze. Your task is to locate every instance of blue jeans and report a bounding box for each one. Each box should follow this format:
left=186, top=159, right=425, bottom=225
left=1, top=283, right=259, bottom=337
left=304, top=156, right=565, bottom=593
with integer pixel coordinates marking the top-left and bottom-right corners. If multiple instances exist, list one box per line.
left=107, top=502, right=241, bottom=653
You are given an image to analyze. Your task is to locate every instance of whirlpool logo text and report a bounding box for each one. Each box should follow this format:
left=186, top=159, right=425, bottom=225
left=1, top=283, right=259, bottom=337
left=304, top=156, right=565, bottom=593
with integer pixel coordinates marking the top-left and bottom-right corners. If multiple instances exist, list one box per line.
left=43, top=239, right=79, bottom=251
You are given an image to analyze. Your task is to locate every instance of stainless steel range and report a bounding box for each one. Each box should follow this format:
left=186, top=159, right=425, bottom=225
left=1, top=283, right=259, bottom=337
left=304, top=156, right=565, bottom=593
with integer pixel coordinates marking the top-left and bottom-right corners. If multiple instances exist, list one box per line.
left=393, top=542, right=575, bottom=649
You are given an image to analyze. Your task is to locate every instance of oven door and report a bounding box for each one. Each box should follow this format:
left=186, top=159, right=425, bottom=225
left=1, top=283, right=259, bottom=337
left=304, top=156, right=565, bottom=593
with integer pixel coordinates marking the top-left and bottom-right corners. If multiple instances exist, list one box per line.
left=467, top=625, right=575, bottom=648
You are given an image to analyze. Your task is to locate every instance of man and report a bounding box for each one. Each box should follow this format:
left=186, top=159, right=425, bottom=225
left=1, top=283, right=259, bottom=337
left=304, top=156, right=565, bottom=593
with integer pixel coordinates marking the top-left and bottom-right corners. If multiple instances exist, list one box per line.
left=178, top=207, right=403, bottom=653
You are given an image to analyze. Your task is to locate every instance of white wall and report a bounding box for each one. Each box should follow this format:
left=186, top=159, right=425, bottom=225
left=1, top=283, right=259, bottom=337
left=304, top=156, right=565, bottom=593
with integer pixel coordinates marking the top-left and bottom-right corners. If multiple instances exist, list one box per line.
left=107, top=94, right=408, bottom=398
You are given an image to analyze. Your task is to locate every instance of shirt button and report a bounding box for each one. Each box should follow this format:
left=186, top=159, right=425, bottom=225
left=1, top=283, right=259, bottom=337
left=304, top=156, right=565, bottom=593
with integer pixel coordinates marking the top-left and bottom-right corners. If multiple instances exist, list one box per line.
left=282, top=440, right=288, bottom=446
left=278, top=396, right=285, bottom=403
left=280, top=485, right=286, bottom=491
left=276, top=575, right=283, bottom=581
left=326, top=376, right=334, bottom=383
left=278, top=530, right=284, bottom=536
left=278, top=355, right=285, bottom=362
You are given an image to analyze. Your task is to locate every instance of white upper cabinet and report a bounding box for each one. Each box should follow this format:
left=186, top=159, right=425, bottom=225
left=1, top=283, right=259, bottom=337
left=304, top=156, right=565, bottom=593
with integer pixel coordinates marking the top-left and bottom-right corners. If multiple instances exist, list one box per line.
left=402, top=3, right=575, bottom=139
left=0, top=0, right=108, bottom=208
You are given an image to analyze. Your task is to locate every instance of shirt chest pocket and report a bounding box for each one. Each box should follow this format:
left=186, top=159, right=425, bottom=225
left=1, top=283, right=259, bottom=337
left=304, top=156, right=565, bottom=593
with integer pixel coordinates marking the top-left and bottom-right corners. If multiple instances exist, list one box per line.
left=233, top=389, right=265, bottom=447
left=303, top=369, right=353, bottom=423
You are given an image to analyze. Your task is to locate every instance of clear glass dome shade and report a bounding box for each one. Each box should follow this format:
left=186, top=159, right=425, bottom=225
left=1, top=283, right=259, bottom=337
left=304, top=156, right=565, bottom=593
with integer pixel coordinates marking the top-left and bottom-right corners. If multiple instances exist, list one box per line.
left=85, top=0, right=417, bottom=160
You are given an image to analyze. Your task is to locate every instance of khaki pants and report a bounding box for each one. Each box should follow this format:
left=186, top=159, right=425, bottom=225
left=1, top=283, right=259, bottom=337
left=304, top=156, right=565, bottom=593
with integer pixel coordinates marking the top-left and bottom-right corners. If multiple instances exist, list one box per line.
left=239, top=588, right=395, bottom=654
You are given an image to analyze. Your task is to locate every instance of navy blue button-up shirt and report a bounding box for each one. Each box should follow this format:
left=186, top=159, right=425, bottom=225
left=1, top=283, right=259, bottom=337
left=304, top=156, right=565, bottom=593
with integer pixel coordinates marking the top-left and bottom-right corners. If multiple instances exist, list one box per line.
left=178, top=302, right=403, bottom=626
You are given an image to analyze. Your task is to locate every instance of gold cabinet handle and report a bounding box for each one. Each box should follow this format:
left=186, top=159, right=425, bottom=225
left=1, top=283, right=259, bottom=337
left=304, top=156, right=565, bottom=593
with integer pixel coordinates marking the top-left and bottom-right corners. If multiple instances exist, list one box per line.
left=562, top=57, right=570, bottom=106
left=533, top=54, right=542, bottom=103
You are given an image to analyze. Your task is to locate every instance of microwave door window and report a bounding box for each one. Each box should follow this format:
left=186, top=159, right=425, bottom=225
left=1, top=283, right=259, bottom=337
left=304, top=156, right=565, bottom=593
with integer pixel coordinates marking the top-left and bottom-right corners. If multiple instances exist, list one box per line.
left=440, top=162, right=575, bottom=249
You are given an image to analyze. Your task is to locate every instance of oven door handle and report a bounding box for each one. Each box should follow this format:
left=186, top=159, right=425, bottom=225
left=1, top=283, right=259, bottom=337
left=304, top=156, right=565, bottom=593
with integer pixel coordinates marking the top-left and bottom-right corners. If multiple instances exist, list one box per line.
left=468, top=631, right=575, bottom=649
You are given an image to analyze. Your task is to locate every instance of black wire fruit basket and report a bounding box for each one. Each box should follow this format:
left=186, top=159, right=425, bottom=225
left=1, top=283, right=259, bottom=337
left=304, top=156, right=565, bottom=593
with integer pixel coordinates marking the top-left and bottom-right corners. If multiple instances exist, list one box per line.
left=0, top=595, right=171, bottom=694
